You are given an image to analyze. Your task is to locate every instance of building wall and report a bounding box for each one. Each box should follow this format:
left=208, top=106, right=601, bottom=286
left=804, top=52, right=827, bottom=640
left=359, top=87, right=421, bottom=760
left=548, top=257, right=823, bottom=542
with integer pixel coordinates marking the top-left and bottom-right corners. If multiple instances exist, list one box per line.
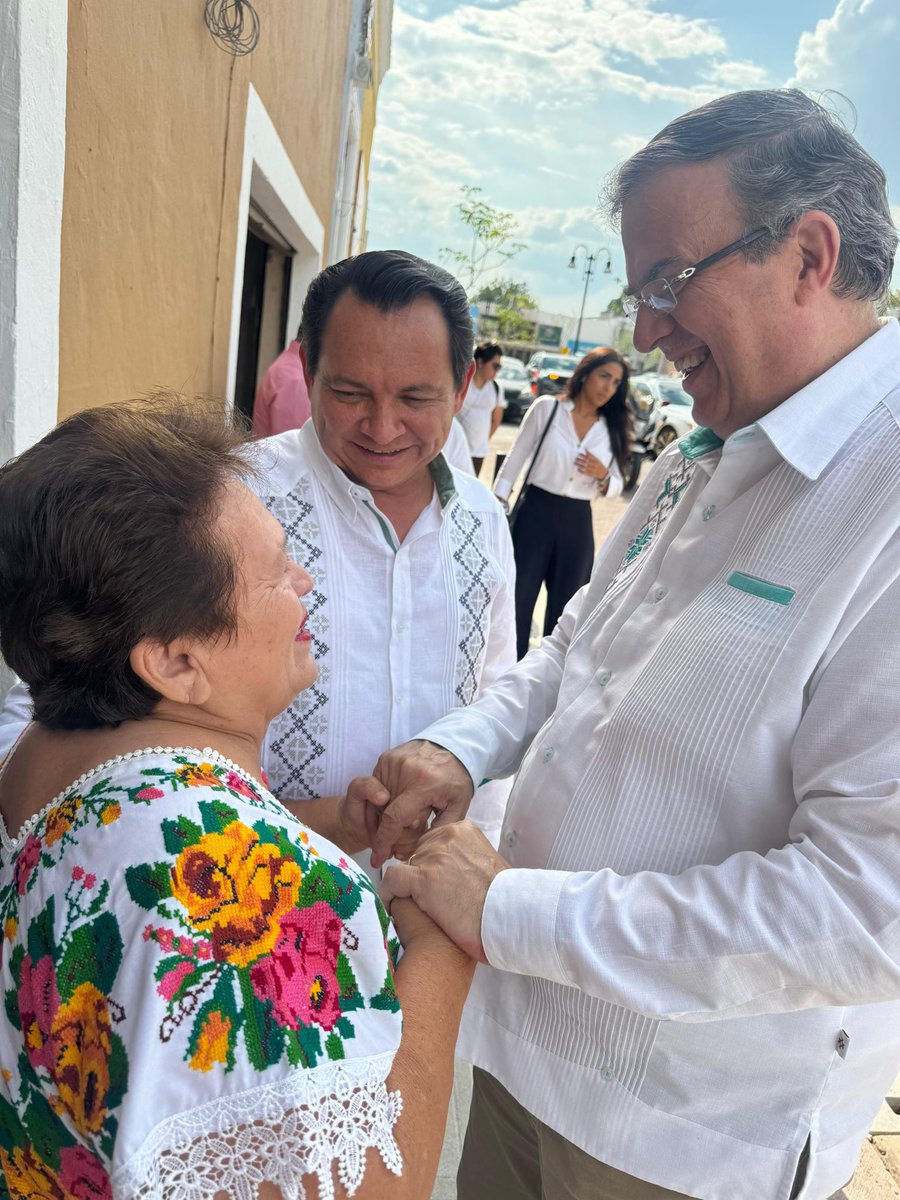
left=58, top=0, right=352, bottom=418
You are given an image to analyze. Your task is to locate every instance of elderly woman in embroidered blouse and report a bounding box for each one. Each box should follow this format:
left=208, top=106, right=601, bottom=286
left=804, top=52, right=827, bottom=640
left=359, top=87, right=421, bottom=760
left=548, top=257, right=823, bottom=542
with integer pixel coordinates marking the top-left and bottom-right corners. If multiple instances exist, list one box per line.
left=493, top=347, right=632, bottom=658
left=0, top=397, right=474, bottom=1200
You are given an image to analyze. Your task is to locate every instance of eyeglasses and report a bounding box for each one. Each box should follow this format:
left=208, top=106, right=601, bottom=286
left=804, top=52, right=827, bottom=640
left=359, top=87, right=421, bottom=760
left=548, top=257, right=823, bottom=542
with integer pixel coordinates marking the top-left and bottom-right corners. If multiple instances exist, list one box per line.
left=622, top=227, right=769, bottom=319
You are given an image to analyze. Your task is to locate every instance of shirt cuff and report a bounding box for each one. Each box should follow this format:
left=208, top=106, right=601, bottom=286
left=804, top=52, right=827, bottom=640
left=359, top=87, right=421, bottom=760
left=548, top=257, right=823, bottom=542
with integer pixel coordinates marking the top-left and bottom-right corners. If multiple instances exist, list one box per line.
left=481, top=867, right=569, bottom=983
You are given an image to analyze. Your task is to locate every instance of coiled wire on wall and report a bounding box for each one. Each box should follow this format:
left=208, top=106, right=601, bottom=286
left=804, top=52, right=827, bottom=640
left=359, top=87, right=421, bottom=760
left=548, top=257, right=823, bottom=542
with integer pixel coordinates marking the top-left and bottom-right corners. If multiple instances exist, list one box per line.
left=204, top=0, right=260, bottom=56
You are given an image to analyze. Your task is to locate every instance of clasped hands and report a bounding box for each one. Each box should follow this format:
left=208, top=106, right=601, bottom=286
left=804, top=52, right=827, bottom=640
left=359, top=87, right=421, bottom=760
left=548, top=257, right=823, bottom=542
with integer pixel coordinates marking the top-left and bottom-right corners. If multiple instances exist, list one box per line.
left=344, top=739, right=509, bottom=962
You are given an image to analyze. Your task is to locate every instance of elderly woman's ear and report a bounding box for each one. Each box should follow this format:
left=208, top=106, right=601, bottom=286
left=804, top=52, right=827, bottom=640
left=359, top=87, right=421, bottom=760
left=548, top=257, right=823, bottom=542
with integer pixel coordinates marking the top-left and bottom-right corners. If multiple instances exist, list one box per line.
left=128, top=637, right=213, bottom=707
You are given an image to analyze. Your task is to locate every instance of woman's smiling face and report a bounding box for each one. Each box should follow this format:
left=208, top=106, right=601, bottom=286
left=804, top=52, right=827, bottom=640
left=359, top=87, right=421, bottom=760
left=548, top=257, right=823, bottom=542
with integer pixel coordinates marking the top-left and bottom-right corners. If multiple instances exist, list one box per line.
left=211, top=481, right=316, bottom=723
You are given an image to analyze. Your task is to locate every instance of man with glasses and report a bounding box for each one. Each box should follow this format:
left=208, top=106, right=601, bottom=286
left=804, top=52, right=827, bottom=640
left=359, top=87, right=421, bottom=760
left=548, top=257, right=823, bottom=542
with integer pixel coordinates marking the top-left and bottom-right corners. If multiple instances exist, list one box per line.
left=368, top=89, right=900, bottom=1200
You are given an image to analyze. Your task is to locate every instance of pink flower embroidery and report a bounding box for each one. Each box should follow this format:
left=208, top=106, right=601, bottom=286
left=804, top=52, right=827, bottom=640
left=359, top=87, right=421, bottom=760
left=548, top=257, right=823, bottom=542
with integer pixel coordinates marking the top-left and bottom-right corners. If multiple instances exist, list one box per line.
left=72, top=865, right=84, bottom=881
left=156, top=928, right=175, bottom=952
left=224, top=771, right=258, bottom=800
left=249, top=902, right=344, bottom=1032
left=14, top=834, right=42, bottom=895
left=177, top=937, right=194, bottom=956
left=135, top=786, right=165, bottom=801
left=194, top=940, right=212, bottom=961
left=157, top=960, right=195, bottom=1002
left=58, top=1143, right=112, bottom=1200
left=17, top=954, right=61, bottom=1071
left=83, top=874, right=96, bottom=890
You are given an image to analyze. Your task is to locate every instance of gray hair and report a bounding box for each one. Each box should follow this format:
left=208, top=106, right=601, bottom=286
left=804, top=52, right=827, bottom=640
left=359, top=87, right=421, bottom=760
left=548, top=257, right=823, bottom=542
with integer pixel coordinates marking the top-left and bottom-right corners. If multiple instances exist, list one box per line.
left=606, top=89, right=897, bottom=304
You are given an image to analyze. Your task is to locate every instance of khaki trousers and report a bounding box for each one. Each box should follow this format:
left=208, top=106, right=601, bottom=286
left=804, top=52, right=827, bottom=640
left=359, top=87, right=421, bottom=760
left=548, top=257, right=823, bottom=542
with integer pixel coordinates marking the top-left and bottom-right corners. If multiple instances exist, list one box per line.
left=456, top=1067, right=699, bottom=1200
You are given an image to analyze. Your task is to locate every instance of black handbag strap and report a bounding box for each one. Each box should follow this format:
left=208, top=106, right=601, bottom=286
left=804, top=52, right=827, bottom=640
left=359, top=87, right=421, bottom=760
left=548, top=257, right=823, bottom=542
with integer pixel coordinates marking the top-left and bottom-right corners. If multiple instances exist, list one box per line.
left=519, top=398, right=559, bottom=491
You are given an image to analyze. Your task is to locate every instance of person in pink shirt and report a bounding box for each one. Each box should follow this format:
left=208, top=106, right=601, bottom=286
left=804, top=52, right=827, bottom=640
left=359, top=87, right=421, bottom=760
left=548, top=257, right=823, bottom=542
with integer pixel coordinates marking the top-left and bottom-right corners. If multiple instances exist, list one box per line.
left=251, top=330, right=312, bottom=437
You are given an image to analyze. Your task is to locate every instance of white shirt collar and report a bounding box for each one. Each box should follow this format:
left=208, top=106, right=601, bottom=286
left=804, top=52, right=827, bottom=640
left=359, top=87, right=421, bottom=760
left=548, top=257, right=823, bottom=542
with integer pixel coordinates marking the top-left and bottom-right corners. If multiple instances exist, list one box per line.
left=754, top=318, right=900, bottom=480
left=296, top=420, right=457, bottom=525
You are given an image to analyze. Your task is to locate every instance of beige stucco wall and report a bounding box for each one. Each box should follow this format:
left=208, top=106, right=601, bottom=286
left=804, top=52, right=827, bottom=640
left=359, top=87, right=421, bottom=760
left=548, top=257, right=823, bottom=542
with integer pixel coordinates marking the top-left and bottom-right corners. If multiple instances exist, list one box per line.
left=58, top=0, right=351, bottom=418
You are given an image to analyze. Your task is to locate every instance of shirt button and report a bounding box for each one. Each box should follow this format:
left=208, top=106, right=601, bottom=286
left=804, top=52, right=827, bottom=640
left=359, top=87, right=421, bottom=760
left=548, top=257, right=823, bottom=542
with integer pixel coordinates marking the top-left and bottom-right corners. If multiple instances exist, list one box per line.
left=653, top=586, right=666, bottom=603
left=702, top=504, right=717, bottom=521
left=505, top=830, right=517, bottom=847
left=598, top=670, right=612, bottom=686
left=543, top=747, right=554, bottom=763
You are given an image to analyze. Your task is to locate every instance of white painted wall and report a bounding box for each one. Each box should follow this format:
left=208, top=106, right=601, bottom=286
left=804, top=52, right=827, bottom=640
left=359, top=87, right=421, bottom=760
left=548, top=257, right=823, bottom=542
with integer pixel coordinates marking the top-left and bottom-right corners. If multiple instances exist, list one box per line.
left=0, top=0, right=68, bottom=699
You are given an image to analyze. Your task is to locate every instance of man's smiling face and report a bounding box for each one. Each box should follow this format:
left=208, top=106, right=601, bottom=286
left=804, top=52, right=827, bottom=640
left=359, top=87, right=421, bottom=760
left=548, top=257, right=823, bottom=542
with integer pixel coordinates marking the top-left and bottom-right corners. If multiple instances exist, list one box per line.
left=306, top=292, right=467, bottom=502
left=623, top=159, right=797, bottom=439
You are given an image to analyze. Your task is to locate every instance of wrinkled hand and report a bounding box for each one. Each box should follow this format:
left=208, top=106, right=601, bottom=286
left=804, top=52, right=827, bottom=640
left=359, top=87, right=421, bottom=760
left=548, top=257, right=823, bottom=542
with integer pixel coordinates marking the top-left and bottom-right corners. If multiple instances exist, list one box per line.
left=344, top=773, right=430, bottom=862
left=381, top=823, right=509, bottom=963
left=574, top=449, right=608, bottom=480
left=364, top=740, right=475, bottom=869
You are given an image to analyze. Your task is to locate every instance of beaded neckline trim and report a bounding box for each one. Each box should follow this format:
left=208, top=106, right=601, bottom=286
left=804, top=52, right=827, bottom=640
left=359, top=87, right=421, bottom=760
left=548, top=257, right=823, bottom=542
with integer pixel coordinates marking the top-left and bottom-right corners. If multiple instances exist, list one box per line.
left=0, top=744, right=270, bottom=853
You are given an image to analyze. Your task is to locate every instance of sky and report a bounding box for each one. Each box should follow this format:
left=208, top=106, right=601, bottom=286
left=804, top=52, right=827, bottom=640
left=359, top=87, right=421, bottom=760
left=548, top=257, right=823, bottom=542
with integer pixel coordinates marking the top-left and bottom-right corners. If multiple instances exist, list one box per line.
left=365, top=0, right=900, bottom=322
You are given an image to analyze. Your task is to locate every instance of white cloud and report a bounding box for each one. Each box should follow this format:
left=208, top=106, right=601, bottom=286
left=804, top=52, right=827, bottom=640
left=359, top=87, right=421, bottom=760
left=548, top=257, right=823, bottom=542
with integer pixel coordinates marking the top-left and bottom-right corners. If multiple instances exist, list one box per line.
left=366, top=1, right=777, bottom=309
left=704, top=59, right=771, bottom=88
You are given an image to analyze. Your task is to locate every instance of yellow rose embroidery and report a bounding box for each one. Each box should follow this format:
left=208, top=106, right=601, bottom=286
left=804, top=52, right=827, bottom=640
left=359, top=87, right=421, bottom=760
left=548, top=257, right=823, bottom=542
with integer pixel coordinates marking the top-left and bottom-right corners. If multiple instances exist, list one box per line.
left=100, top=802, right=121, bottom=825
left=44, top=794, right=82, bottom=846
left=170, top=820, right=302, bottom=967
left=190, top=1010, right=232, bottom=1073
left=175, top=763, right=222, bottom=789
left=50, top=981, right=112, bottom=1135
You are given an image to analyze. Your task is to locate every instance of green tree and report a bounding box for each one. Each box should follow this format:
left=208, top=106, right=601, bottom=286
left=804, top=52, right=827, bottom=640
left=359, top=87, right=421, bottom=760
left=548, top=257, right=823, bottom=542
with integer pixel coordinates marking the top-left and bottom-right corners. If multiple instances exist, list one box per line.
left=441, top=186, right=527, bottom=295
left=473, top=277, right=537, bottom=341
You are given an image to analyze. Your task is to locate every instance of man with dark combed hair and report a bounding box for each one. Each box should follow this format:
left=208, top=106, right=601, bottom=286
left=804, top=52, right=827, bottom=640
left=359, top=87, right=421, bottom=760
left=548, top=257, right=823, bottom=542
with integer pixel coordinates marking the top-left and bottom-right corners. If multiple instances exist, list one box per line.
left=368, top=90, right=900, bottom=1200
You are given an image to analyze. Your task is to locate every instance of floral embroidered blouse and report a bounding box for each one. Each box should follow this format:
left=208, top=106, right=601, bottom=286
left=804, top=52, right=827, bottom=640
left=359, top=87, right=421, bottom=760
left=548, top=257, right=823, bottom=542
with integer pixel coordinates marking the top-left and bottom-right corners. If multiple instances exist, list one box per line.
left=0, top=747, right=404, bottom=1200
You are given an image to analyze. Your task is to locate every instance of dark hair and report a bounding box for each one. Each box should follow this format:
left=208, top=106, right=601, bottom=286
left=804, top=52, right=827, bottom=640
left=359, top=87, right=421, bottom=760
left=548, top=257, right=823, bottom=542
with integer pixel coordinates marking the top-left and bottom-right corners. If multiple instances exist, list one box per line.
left=474, top=341, right=502, bottom=365
left=300, top=250, right=475, bottom=389
left=0, top=394, right=252, bottom=730
left=567, top=348, right=632, bottom=474
left=606, top=89, right=896, bottom=303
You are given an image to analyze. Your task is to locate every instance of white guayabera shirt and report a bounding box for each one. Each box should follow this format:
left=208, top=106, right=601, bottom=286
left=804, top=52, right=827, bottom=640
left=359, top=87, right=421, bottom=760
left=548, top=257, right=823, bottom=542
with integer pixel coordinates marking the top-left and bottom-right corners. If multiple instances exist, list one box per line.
left=418, top=320, right=900, bottom=1200
left=253, top=421, right=516, bottom=848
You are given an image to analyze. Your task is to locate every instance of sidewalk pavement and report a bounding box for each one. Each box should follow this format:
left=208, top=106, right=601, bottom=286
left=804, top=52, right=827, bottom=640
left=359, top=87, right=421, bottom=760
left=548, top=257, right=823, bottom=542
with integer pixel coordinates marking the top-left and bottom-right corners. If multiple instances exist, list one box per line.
left=432, top=1067, right=900, bottom=1199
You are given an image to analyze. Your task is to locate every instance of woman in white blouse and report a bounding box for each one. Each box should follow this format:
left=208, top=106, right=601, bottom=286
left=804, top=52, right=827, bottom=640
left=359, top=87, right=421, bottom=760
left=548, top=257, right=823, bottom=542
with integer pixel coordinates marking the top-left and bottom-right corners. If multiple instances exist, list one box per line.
left=494, top=347, right=632, bottom=658
left=0, top=397, right=473, bottom=1200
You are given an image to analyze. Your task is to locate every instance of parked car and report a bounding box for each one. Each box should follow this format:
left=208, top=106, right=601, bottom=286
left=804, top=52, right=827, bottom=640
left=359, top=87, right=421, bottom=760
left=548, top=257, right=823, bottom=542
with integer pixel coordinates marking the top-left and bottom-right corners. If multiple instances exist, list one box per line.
left=497, top=356, right=529, bottom=421
left=630, top=373, right=696, bottom=454
left=507, top=352, right=579, bottom=422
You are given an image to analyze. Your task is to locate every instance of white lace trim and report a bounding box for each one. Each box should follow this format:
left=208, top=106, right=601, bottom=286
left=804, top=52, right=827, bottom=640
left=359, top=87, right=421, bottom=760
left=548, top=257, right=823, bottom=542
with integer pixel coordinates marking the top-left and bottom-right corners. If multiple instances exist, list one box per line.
left=112, top=1051, right=403, bottom=1200
left=0, top=743, right=268, bottom=851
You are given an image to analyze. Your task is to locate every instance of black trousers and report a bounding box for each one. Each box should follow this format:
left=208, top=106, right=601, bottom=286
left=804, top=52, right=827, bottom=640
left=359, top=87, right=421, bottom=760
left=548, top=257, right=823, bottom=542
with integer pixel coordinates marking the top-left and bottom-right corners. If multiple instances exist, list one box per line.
left=511, top=485, right=594, bottom=659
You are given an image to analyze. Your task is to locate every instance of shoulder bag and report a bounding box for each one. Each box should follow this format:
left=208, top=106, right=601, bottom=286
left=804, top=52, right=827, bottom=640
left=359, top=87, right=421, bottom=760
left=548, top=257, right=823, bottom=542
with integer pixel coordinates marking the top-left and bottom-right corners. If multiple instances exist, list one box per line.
left=507, top=399, right=559, bottom=532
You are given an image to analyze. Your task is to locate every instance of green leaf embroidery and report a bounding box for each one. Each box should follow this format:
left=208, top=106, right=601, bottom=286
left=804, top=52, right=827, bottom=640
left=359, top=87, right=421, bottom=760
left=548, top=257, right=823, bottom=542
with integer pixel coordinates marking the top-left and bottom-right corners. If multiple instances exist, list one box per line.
left=334, top=1016, right=356, bottom=1040
left=161, top=815, right=204, bottom=855
left=4, top=989, right=20, bottom=1032
left=198, top=799, right=239, bottom=834
left=26, top=899, right=56, bottom=964
left=335, top=952, right=364, bottom=1012
left=0, top=1094, right=26, bottom=1154
left=106, top=1031, right=129, bottom=1110
left=21, top=1091, right=77, bottom=1172
left=56, top=913, right=123, bottom=1001
left=237, top=968, right=284, bottom=1070
left=124, top=861, right=173, bottom=910
left=325, top=1032, right=345, bottom=1061
left=370, top=963, right=400, bottom=1013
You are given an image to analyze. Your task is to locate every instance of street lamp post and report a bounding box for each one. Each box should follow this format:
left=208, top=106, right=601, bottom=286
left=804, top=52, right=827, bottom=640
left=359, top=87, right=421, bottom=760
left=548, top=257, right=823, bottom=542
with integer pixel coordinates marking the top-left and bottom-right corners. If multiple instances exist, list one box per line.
left=568, top=244, right=612, bottom=354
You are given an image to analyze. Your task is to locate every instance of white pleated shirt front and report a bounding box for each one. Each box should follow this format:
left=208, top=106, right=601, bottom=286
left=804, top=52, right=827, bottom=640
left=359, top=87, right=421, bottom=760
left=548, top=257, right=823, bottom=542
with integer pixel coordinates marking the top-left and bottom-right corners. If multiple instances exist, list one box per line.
left=419, top=320, right=900, bottom=1200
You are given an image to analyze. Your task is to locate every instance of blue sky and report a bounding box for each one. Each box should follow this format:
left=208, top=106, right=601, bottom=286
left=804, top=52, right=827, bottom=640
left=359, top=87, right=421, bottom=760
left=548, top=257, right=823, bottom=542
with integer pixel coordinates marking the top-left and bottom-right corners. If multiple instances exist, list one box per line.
left=366, top=0, right=900, bottom=319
